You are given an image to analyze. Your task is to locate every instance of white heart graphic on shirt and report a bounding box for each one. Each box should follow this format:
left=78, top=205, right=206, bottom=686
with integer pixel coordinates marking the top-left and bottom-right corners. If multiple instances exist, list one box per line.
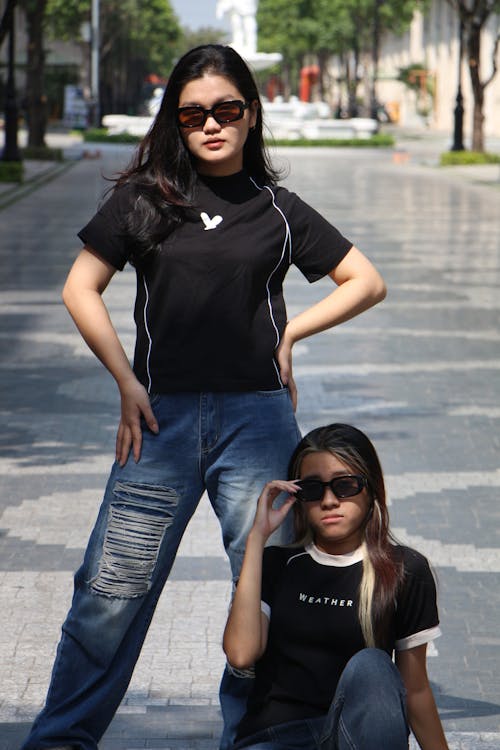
left=201, top=212, right=223, bottom=230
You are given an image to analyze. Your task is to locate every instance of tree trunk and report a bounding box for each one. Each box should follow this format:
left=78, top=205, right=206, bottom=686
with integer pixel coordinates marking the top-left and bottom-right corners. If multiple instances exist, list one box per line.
left=0, top=0, right=19, bottom=49
left=347, top=47, right=360, bottom=118
left=466, top=20, right=484, bottom=152
left=282, top=62, right=292, bottom=101
left=317, top=50, right=328, bottom=102
left=24, top=0, right=48, bottom=148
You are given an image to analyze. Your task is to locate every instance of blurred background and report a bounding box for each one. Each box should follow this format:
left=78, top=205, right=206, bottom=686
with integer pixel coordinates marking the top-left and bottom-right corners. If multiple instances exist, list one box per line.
left=0, top=0, right=499, bottom=169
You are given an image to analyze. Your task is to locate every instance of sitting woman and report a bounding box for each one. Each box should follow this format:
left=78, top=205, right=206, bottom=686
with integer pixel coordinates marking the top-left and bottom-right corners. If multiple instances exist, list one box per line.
left=223, top=423, right=449, bottom=750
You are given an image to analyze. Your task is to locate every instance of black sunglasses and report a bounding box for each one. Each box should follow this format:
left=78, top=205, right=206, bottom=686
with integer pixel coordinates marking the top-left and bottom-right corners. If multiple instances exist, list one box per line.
left=295, top=475, right=367, bottom=503
left=177, top=100, right=250, bottom=128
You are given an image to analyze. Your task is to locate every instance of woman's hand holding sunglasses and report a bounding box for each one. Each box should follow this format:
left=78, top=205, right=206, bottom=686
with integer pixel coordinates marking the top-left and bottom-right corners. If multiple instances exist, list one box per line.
left=251, top=480, right=299, bottom=542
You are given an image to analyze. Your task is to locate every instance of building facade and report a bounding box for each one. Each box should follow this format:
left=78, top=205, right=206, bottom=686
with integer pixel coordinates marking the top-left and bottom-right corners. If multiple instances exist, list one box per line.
left=377, top=0, right=500, bottom=140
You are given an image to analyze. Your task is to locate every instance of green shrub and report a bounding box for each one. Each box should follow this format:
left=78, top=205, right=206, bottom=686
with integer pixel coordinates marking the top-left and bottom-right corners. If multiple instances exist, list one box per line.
left=440, top=150, right=500, bottom=166
left=267, top=134, right=394, bottom=148
left=22, top=145, right=64, bottom=161
left=0, top=160, right=24, bottom=183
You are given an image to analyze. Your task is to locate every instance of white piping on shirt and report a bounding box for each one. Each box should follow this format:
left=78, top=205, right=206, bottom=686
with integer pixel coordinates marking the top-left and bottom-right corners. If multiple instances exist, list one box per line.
left=250, top=177, right=292, bottom=388
left=142, top=274, right=153, bottom=393
left=285, top=550, right=310, bottom=566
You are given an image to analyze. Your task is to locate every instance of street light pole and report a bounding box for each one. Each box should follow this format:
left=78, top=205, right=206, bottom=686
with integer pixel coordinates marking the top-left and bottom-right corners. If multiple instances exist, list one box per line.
left=451, top=19, right=465, bottom=151
left=1, top=1, right=21, bottom=162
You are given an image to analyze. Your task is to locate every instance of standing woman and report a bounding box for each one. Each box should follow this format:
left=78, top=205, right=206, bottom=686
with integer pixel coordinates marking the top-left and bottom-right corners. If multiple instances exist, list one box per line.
left=224, top=423, right=449, bottom=750
left=22, top=46, right=385, bottom=750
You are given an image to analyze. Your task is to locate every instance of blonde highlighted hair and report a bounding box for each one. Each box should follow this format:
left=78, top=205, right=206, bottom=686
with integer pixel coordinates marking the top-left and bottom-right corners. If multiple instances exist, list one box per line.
left=289, top=424, right=403, bottom=649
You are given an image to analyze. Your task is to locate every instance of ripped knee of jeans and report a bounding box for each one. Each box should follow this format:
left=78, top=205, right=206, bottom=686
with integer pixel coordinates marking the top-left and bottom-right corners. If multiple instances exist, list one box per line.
left=90, top=481, right=178, bottom=598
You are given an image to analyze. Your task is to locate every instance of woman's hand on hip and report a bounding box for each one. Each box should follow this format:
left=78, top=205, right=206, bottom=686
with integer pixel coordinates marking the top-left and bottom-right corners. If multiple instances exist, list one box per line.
left=116, top=379, right=159, bottom=466
left=275, top=335, right=297, bottom=411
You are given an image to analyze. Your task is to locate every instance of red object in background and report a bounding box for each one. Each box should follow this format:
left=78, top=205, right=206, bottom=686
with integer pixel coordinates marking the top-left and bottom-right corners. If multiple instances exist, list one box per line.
left=299, top=65, right=320, bottom=102
left=145, top=73, right=168, bottom=85
left=266, top=75, right=283, bottom=102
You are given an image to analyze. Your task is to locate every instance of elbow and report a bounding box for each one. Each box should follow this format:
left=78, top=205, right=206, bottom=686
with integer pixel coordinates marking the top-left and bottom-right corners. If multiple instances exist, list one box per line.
left=368, top=271, right=387, bottom=306
left=61, top=278, right=77, bottom=313
left=61, top=281, right=70, bottom=308
left=224, top=650, right=257, bottom=671
left=374, top=276, right=387, bottom=304
left=223, top=637, right=260, bottom=671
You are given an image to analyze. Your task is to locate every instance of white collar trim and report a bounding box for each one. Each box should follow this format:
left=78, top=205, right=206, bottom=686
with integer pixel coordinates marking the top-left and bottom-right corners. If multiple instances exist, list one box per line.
left=306, top=542, right=364, bottom=567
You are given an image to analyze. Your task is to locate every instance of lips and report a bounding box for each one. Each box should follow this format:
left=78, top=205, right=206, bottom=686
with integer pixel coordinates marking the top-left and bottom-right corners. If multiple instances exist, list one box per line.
left=321, top=515, right=343, bottom=524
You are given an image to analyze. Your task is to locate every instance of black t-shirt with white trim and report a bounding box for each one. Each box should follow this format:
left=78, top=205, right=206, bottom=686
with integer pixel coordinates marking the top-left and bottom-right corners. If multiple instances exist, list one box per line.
left=236, top=543, right=441, bottom=740
left=78, top=171, right=352, bottom=393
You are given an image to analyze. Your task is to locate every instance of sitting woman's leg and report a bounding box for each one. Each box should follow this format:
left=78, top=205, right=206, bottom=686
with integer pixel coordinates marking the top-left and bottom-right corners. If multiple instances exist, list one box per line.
left=319, top=648, right=409, bottom=750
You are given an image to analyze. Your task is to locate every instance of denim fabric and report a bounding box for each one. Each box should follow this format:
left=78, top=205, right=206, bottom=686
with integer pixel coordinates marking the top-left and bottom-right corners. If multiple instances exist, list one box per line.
left=234, top=717, right=325, bottom=750
left=234, top=649, right=409, bottom=750
left=22, top=390, right=300, bottom=750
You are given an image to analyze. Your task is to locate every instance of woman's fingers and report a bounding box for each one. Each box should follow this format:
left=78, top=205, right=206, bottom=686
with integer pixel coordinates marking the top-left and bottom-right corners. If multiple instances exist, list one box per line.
left=116, top=422, right=133, bottom=466
left=116, top=386, right=160, bottom=465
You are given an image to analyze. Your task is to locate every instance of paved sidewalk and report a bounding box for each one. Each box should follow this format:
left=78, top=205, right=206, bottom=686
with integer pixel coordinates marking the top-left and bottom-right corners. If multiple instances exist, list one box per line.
left=0, top=134, right=499, bottom=750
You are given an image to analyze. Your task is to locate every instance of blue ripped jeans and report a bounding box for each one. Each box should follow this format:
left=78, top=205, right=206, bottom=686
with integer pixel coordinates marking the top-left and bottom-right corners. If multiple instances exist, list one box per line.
left=22, top=389, right=300, bottom=750
left=234, top=650, right=409, bottom=750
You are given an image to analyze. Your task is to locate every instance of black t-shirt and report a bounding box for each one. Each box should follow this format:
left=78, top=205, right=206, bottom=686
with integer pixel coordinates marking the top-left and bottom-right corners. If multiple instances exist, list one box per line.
left=236, top=543, right=441, bottom=740
left=78, top=171, right=352, bottom=393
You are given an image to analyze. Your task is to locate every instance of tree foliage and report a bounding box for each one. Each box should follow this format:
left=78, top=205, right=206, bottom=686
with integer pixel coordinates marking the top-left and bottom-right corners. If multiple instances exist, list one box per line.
left=173, top=26, right=229, bottom=57
left=256, top=0, right=311, bottom=96
left=257, top=0, right=424, bottom=103
left=45, top=0, right=182, bottom=115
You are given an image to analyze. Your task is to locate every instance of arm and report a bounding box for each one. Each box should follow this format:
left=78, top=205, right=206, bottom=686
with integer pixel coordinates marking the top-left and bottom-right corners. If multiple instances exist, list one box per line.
left=277, top=245, right=386, bottom=408
left=62, top=246, right=159, bottom=465
left=396, top=645, right=449, bottom=750
left=222, top=480, right=297, bottom=669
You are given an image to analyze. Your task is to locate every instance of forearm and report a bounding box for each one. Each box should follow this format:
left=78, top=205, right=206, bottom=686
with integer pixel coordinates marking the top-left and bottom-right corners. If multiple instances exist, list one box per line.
left=407, top=687, right=449, bottom=750
left=284, top=242, right=386, bottom=347
left=223, top=528, right=267, bottom=668
left=285, top=277, right=383, bottom=346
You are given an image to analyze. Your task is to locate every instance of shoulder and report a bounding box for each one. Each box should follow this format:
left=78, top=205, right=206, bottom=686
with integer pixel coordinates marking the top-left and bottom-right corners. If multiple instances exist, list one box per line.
left=263, top=545, right=307, bottom=568
left=272, top=184, right=307, bottom=212
left=395, top=545, right=436, bottom=584
left=96, top=181, right=138, bottom=216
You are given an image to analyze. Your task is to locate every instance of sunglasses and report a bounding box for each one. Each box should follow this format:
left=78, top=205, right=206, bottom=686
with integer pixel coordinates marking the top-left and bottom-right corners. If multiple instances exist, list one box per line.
left=177, top=100, right=250, bottom=128
left=295, top=475, right=367, bottom=503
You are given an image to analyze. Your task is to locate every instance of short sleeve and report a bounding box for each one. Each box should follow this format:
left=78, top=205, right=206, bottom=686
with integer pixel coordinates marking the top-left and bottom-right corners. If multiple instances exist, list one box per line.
left=77, top=183, right=137, bottom=271
left=395, top=548, right=441, bottom=651
left=273, top=187, right=353, bottom=282
left=261, top=546, right=289, bottom=612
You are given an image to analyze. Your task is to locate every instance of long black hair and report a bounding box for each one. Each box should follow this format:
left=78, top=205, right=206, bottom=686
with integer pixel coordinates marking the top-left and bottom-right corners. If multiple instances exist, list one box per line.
left=115, top=44, right=279, bottom=263
left=288, top=423, right=404, bottom=649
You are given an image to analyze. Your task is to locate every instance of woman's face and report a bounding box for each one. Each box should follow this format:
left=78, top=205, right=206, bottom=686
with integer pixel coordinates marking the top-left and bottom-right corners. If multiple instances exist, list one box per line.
left=299, top=451, right=371, bottom=555
left=178, top=73, right=257, bottom=176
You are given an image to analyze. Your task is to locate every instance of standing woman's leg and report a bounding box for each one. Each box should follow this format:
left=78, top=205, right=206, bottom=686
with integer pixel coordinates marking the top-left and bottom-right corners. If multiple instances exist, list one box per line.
left=21, top=394, right=206, bottom=750
left=319, top=649, right=409, bottom=750
left=204, top=389, right=301, bottom=750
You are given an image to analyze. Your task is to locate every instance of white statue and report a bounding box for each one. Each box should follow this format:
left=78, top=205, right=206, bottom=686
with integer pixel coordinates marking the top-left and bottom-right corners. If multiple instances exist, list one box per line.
left=216, top=0, right=258, bottom=56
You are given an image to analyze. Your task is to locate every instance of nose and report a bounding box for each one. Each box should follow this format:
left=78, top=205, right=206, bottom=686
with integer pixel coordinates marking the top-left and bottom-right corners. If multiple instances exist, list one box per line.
left=321, top=487, right=340, bottom=508
left=203, top=114, right=222, bottom=132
